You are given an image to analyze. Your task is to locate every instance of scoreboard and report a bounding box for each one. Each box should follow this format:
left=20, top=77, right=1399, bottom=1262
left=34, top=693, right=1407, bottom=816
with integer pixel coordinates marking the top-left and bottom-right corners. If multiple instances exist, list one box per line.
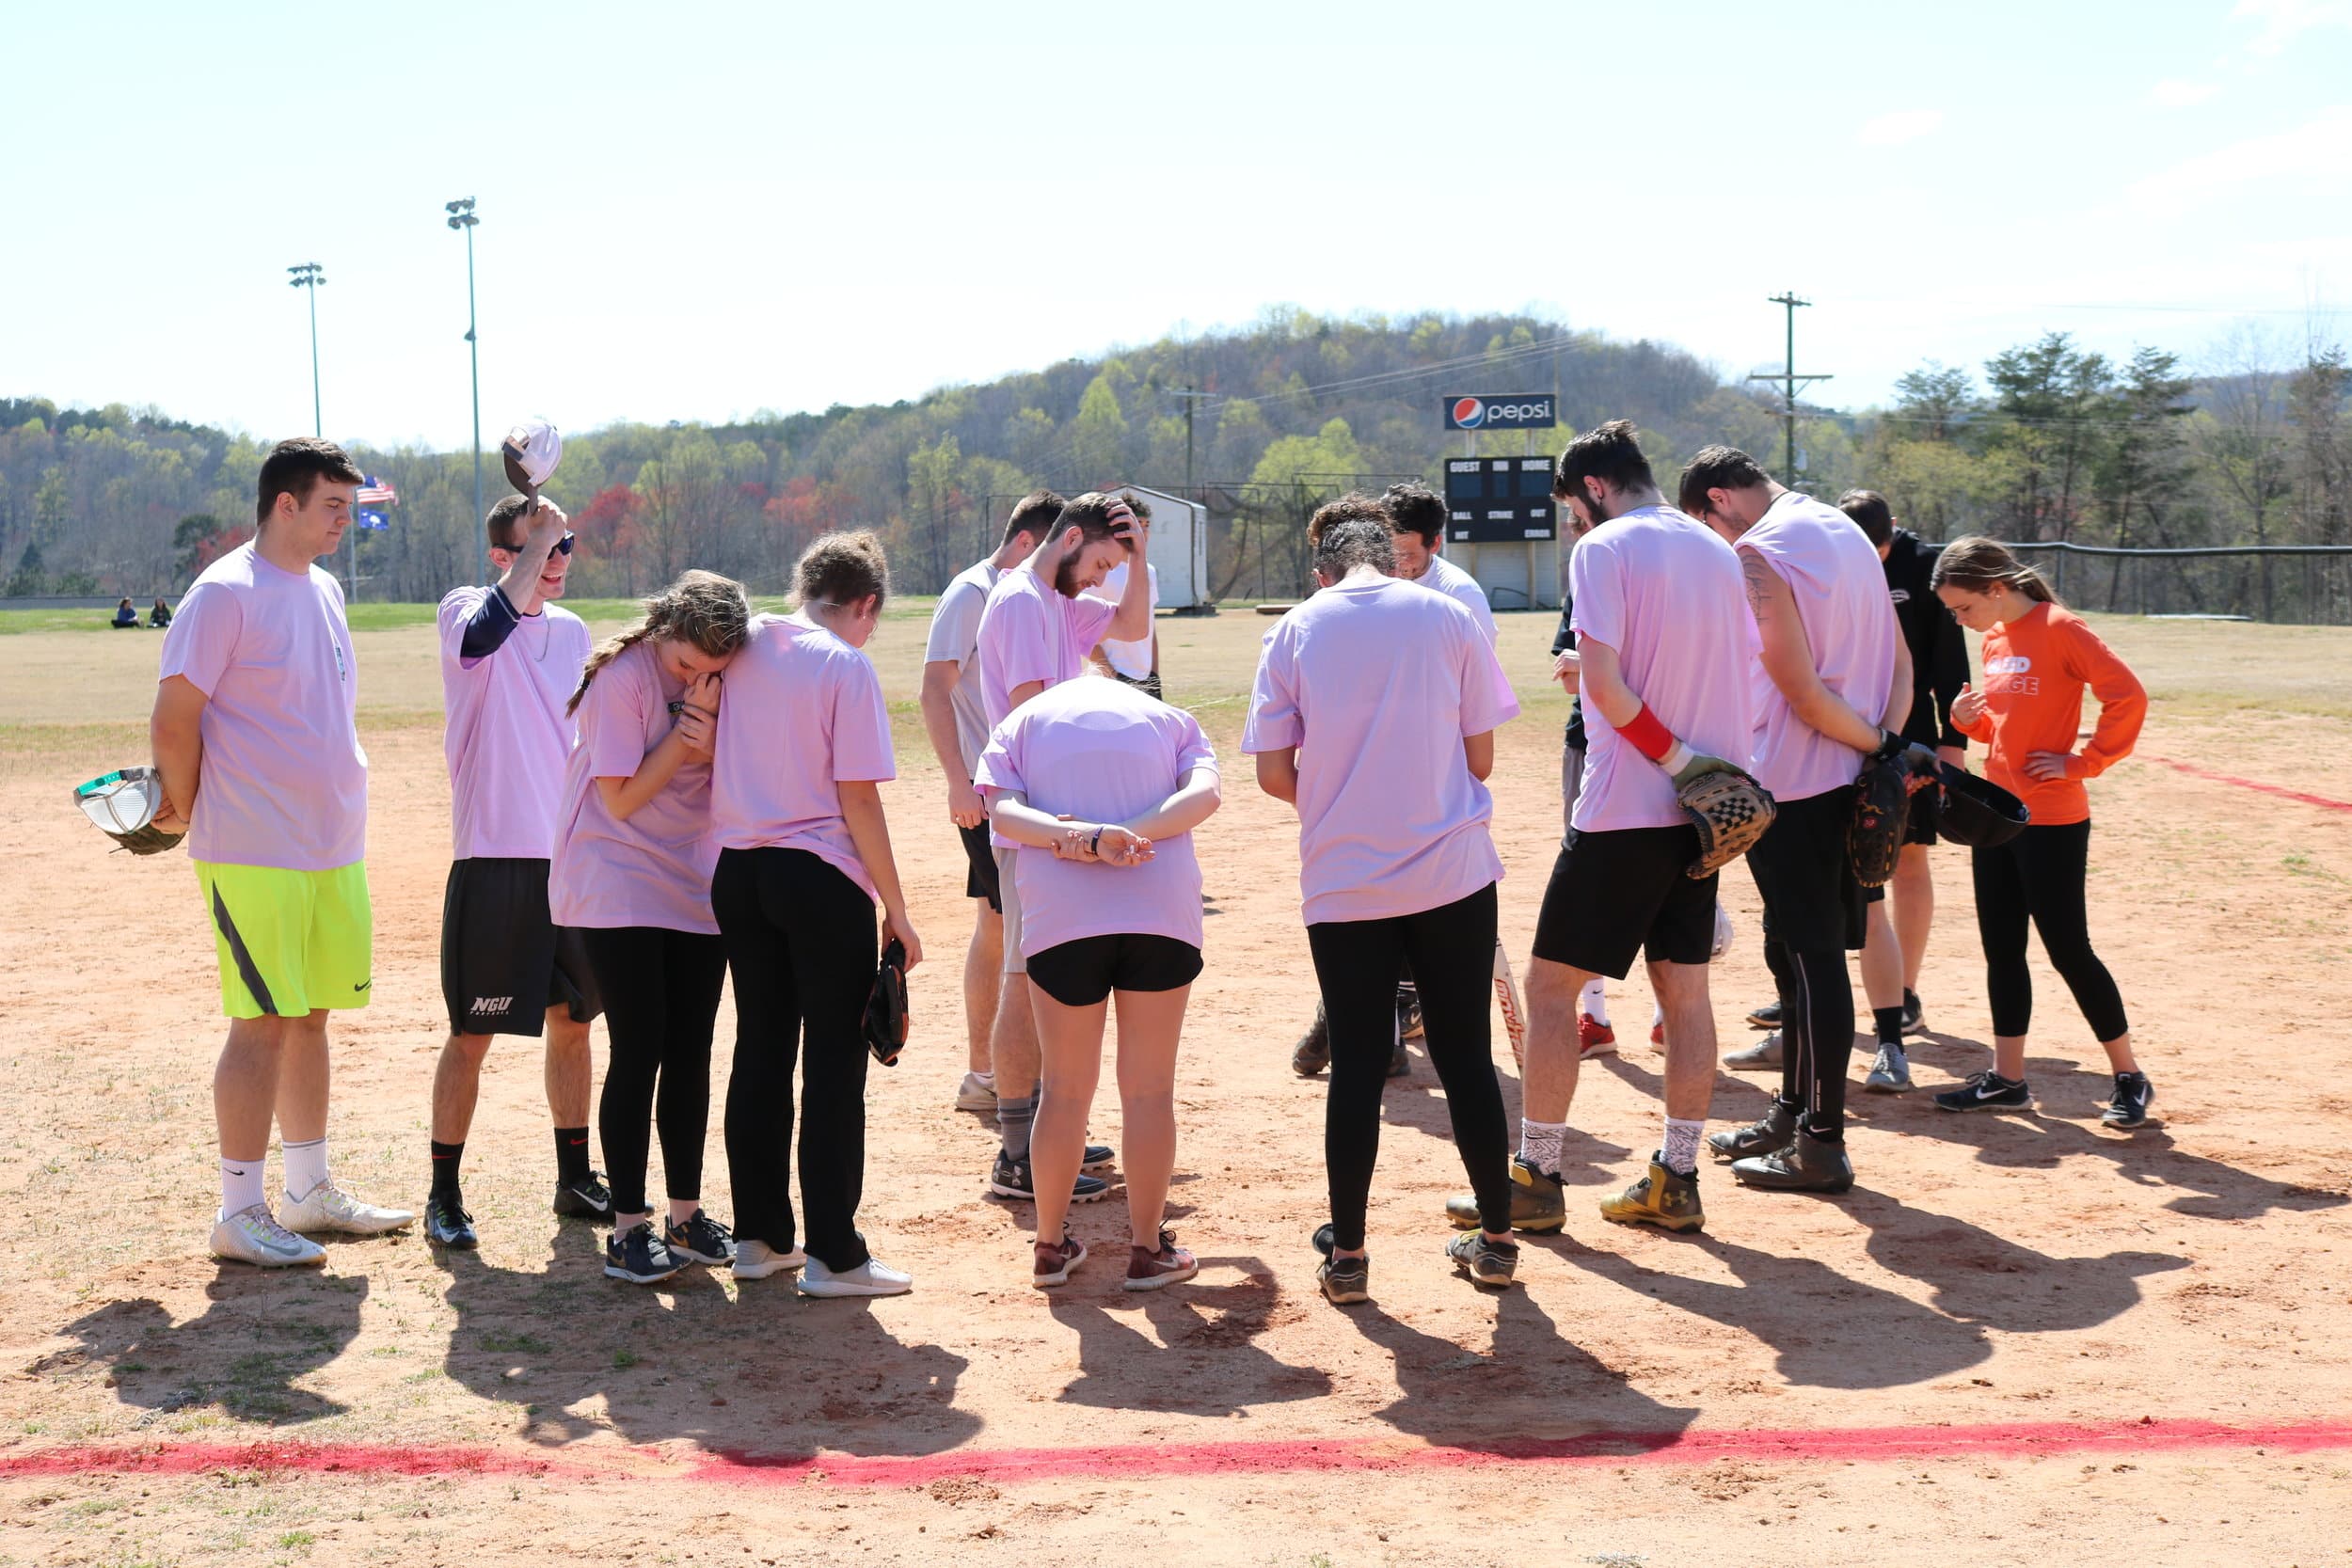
left=1443, top=456, right=1557, bottom=544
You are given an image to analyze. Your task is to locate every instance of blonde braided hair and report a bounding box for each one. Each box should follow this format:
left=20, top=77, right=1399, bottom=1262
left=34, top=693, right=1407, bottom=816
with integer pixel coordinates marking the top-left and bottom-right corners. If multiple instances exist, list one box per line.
left=567, top=569, right=752, bottom=716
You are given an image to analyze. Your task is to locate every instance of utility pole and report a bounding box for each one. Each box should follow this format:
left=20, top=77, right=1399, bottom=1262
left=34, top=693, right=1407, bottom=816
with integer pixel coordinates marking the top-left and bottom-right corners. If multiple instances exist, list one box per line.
left=1746, top=292, right=1833, bottom=485
left=445, top=198, right=484, bottom=574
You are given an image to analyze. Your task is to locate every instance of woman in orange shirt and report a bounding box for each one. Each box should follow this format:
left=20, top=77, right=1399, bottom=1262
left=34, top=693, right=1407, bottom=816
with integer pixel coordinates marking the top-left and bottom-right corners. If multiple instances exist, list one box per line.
left=1930, top=538, right=2153, bottom=1129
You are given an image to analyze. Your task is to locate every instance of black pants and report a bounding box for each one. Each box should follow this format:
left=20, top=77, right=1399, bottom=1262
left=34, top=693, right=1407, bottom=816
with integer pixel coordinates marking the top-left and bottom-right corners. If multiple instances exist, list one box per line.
left=1307, top=882, right=1510, bottom=1251
left=712, top=847, right=877, bottom=1270
left=1761, top=940, right=1855, bottom=1141
left=1973, top=820, right=2129, bottom=1042
left=581, top=926, right=727, bottom=1217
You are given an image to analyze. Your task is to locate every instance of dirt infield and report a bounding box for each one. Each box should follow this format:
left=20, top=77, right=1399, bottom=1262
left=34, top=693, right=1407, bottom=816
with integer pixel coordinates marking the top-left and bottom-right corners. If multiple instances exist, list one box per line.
left=3, top=607, right=2349, bottom=1566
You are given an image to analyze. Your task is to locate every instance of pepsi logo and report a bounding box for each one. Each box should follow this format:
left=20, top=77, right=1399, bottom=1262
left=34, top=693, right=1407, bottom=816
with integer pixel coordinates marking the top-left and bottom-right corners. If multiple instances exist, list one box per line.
left=1453, top=397, right=1486, bottom=428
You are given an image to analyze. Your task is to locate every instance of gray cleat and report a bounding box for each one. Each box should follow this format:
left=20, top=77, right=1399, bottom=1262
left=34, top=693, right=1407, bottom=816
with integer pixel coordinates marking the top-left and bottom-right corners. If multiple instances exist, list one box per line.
left=1723, top=1030, right=1783, bottom=1071
left=1864, top=1042, right=1914, bottom=1093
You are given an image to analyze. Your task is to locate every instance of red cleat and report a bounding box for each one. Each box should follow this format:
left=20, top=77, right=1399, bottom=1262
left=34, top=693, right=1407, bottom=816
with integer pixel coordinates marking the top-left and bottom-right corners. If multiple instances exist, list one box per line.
left=1578, top=1013, right=1617, bottom=1058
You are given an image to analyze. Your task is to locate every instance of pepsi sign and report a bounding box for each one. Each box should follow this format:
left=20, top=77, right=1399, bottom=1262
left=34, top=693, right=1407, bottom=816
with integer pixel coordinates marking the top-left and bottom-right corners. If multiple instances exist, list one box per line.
left=1442, top=394, right=1556, bottom=432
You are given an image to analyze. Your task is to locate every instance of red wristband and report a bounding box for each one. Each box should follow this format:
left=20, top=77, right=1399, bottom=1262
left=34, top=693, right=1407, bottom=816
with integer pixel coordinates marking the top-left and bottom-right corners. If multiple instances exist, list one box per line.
left=1619, top=703, right=1674, bottom=763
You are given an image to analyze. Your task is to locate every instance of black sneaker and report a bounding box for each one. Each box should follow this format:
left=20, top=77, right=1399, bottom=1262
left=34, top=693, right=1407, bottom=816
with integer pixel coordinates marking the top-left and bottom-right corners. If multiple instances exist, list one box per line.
left=604, top=1219, right=682, bottom=1285
left=1292, top=1006, right=1331, bottom=1077
left=1082, top=1142, right=1116, bottom=1172
left=1395, top=980, right=1424, bottom=1041
left=1707, top=1099, right=1797, bottom=1161
left=2101, top=1072, right=2156, bottom=1129
left=1730, top=1129, right=1855, bottom=1194
left=1745, top=999, right=1782, bottom=1030
left=664, top=1210, right=736, bottom=1265
left=1934, top=1070, right=2032, bottom=1114
left=423, top=1192, right=477, bottom=1249
left=1899, top=989, right=1926, bottom=1036
left=987, top=1151, right=1110, bottom=1205
left=1445, top=1228, right=1519, bottom=1289
left=1311, top=1223, right=1368, bottom=1305
left=554, top=1169, right=614, bottom=1224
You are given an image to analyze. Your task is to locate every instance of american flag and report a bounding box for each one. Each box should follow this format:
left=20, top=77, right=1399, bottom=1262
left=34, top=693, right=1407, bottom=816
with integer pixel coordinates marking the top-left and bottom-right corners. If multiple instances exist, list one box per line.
left=357, top=475, right=398, bottom=505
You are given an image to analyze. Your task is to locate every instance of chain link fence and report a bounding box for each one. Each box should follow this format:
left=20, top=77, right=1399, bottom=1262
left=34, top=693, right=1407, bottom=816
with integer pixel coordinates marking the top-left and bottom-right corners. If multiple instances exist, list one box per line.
left=1991, top=543, right=2352, bottom=625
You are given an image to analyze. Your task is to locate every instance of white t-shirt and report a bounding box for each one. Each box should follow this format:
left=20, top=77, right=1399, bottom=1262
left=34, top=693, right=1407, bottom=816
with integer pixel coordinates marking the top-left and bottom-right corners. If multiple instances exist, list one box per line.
left=1096, top=562, right=1159, bottom=680
left=1568, top=505, right=1756, bottom=833
left=437, top=588, right=593, bottom=861
left=1242, top=573, right=1518, bottom=925
left=973, top=676, right=1215, bottom=957
left=1741, top=490, right=1901, bottom=803
left=156, top=543, right=368, bottom=871
left=1417, top=550, right=1497, bottom=644
left=922, top=556, right=1000, bottom=776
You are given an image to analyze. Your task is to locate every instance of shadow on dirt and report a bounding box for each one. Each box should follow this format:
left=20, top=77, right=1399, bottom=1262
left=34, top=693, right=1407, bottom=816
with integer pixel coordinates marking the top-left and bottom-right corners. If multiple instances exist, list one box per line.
left=1044, top=1253, right=1333, bottom=1417
left=434, top=1220, right=980, bottom=1458
left=44, top=1268, right=372, bottom=1424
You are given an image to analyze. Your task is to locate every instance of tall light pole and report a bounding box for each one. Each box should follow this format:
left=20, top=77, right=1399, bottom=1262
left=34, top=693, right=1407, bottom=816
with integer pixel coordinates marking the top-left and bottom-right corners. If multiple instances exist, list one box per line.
left=1745, top=292, right=1832, bottom=485
left=445, top=198, right=483, bottom=571
left=287, top=262, right=326, bottom=436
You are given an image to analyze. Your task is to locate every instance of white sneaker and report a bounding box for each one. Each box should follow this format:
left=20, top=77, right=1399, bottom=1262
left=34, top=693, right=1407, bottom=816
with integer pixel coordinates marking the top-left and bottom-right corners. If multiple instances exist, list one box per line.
left=796, top=1255, right=913, bottom=1298
left=211, top=1203, right=326, bottom=1267
left=281, top=1181, right=416, bottom=1236
left=954, top=1071, right=998, bottom=1113
left=734, top=1240, right=807, bottom=1279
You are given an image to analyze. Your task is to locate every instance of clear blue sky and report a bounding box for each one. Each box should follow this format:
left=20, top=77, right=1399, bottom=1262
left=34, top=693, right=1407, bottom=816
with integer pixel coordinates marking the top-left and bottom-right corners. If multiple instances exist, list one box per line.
left=6, top=0, right=2347, bottom=449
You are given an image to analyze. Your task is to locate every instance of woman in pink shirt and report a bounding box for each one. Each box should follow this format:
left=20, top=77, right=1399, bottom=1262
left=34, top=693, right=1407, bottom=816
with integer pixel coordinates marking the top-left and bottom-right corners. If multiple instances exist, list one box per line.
left=550, top=570, right=751, bottom=1287
left=976, top=672, right=1221, bottom=1291
left=708, top=532, right=924, bottom=1299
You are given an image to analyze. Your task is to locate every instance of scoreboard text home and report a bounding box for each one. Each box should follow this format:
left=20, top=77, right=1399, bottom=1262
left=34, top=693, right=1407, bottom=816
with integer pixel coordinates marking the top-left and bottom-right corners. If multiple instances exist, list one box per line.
left=1443, top=457, right=1558, bottom=544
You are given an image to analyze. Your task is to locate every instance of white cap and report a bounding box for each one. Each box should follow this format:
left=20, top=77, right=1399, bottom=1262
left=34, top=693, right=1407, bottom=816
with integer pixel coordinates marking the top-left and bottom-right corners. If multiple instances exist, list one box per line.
left=501, top=418, right=563, bottom=487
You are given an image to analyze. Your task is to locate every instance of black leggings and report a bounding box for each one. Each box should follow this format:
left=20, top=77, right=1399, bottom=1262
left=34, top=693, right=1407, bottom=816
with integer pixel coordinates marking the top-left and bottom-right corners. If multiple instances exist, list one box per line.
left=712, top=847, right=877, bottom=1271
left=1306, top=882, right=1511, bottom=1251
left=1973, top=820, right=2129, bottom=1042
left=581, top=926, right=726, bottom=1217
left=1763, top=940, right=1856, bottom=1141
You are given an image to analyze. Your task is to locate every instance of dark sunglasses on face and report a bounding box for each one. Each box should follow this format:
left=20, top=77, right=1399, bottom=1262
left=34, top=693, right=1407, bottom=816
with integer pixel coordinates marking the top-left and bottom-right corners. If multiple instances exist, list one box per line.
left=493, top=532, right=575, bottom=557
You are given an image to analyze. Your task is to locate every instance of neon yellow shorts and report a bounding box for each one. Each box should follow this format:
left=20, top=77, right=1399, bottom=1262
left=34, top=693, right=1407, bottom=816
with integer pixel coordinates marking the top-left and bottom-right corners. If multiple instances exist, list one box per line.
left=193, top=861, right=373, bottom=1020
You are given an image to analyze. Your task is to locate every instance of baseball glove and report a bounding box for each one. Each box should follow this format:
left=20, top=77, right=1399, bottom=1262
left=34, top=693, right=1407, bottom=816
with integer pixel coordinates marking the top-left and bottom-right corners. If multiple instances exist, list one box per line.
left=72, top=767, right=184, bottom=856
left=1677, top=768, right=1776, bottom=879
left=1848, top=755, right=1911, bottom=888
left=864, top=936, right=910, bottom=1067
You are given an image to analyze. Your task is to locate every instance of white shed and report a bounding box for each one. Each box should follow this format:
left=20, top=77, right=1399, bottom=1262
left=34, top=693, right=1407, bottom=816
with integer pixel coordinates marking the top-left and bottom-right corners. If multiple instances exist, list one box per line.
left=1110, top=483, right=1210, bottom=610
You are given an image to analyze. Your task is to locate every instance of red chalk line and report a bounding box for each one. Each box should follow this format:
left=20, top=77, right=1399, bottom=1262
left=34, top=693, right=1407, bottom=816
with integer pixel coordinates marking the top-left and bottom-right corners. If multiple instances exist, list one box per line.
left=5, top=1418, right=2347, bottom=1489
left=2151, top=756, right=2352, bottom=814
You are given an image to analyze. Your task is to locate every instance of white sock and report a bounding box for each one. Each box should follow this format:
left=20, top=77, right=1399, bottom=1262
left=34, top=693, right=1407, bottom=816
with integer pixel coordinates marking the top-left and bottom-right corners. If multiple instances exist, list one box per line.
left=1652, top=1000, right=1665, bottom=1026
left=1662, top=1117, right=1706, bottom=1177
left=1519, top=1118, right=1567, bottom=1178
left=221, top=1156, right=266, bottom=1216
left=282, top=1137, right=328, bottom=1202
left=1579, top=978, right=1609, bottom=1027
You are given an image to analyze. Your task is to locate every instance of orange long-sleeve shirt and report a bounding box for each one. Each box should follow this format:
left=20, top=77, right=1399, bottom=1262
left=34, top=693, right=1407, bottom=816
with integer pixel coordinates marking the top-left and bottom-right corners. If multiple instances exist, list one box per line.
left=1955, top=601, right=2146, bottom=827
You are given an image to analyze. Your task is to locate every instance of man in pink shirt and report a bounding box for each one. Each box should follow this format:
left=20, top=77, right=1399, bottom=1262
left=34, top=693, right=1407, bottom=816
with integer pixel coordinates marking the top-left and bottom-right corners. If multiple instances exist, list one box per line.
left=1680, top=447, right=1927, bottom=1195
left=916, top=490, right=1062, bottom=1117
left=1245, top=499, right=1521, bottom=1303
left=151, top=437, right=413, bottom=1266
left=970, top=492, right=1152, bottom=1205
left=423, top=493, right=605, bottom=1250
left=1452, top=421, right=1753, bottom=1239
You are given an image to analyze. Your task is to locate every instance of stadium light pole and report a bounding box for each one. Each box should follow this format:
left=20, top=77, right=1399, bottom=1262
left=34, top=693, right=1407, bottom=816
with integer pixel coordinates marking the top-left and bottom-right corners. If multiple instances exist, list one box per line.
left=445, top=198, right=484, bottom=573
left=287, top=262, right=326, bottom=436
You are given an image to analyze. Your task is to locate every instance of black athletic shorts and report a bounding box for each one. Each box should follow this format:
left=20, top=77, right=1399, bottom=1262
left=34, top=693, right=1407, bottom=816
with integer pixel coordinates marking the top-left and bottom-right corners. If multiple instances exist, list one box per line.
left=440, top=858, right=602, bottom=1036
left=1532, top=825, right=1719, bottom=979
left=1113, top=671, right=1164, bottom=701
left=957, top=821, right=1002, bottom=912
left=1025, top=932, right=1202, bottom=1007
left=1745, top=786, right=1867, bottom=954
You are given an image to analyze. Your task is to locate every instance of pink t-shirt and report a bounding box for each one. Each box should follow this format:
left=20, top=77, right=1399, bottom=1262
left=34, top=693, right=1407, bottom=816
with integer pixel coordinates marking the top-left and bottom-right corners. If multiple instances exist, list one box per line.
left=1741, top=491, right=1900, bottom=803
left=157, top=542, right=367, bottom=871
left=708, top=613, right=897, bottom=899
left=1241, top=573, right=1518, bottom=925
left=973, top=676, right=1216, bottom=957
left=1569, top=505, right=1757, bottom=833
left=974, top=563, right=1119, bottom=730
left=548, top=640, right=718, bottom=933
left=437, top=587, right=594, bottom=861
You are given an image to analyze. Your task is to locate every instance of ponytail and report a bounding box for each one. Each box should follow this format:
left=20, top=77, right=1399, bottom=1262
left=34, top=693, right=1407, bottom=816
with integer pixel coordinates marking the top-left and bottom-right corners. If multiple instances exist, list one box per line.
left=567, top=569, right=753, bottom=715
left=1931, top=535, right=2059, bottom=607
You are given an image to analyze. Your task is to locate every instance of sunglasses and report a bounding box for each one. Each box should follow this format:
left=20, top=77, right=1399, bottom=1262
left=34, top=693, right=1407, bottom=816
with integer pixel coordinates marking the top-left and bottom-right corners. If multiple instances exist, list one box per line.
left=492, top=532, right=575, bottom=557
